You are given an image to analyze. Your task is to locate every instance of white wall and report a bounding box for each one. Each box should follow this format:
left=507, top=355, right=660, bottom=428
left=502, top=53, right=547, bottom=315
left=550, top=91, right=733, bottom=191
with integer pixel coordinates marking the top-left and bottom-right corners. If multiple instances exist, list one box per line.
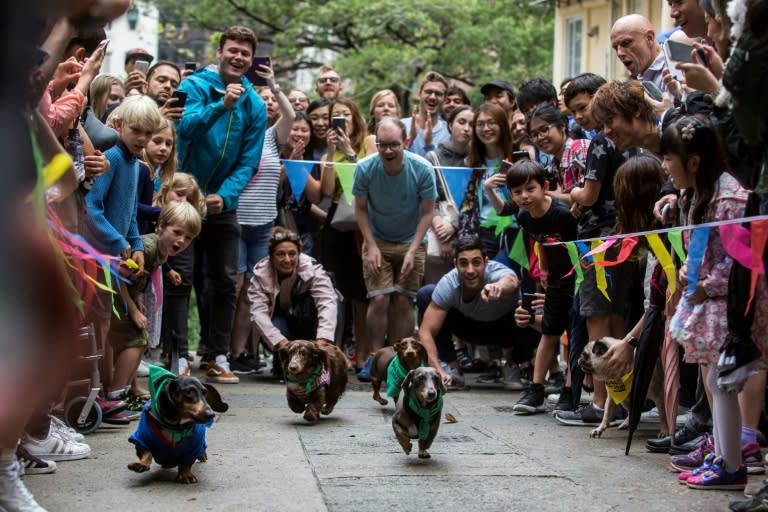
left=103, top=1, right=159, bottom=78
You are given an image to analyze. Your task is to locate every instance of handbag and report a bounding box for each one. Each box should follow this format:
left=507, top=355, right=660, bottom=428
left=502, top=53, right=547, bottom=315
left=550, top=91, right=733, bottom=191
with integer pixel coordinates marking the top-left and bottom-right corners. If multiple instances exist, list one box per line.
left=329, top=194, right=358, bottom=232
left=426, top=152, right=458, bottom=263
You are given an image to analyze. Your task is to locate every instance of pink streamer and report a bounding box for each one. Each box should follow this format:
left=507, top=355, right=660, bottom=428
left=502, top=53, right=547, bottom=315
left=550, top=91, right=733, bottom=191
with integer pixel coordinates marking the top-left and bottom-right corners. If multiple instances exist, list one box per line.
left=719, top=223, right=765, bottom=274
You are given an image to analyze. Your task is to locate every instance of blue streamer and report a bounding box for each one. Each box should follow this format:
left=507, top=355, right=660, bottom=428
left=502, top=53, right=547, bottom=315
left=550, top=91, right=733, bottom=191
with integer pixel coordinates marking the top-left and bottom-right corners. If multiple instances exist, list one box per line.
left=283, top=160, right=313, bottom=200
left=685, top=226, right=710, bottom=297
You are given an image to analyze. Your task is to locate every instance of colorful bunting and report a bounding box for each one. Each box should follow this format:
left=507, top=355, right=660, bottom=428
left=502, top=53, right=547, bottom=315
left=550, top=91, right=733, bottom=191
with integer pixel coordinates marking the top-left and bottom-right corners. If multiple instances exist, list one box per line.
left=334, top=162, right=356, bottom=204
left=480, top=209, right=515, bottom=236
left=441, top=167, right=473, bottom=207
left=508, top=229, right=529, bottom=270
left=747, top=221, right=768, bottom=313
left=591, top=240, right=610, bottom=300
left=564, top=242, right=584, bottom=291
left=667, top=230, right=686, bottom=262
left=685, top=227, right=710, bottom=298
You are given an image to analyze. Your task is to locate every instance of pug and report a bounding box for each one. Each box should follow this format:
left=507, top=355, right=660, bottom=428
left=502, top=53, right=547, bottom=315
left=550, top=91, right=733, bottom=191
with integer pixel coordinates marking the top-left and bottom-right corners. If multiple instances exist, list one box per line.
left=579, top=336, right=667, bottom=439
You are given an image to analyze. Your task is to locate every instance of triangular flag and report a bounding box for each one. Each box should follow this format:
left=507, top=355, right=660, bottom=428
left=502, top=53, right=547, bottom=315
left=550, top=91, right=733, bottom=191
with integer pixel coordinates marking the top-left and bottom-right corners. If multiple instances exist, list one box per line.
left=508, top=230, right=529, bottom=270
left=564, top=241, right=584, bottom=292
left=646, top=233, right=677, bottom=296
left=591, top=239, right=610, bottom=301
left=335, top=162, right=356, bottom=204
left=685, top=227, right=710, bottom=298
left=667, top=229, right=686, bottom=262
left=719, top=223, right=755, bottom=271
left=746, top=220, right=768, bottom=313
left=441, top=167, right=473, bottom=208
left=480, top=209, right=516, bottom=236
left=580, top=238, right=618, bottom=266
left=283, top=160, right=313, bottom=201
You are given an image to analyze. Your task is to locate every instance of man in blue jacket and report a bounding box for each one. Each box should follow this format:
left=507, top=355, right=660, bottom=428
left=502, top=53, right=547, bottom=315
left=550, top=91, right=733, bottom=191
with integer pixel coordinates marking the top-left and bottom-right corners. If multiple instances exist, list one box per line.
left=176, top=25, right=267, bottom=384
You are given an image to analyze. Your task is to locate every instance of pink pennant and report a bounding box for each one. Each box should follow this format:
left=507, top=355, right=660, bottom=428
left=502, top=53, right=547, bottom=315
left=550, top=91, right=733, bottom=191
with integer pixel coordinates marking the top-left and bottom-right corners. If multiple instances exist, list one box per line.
left=746, top=221, right=768, bottom=313
left=580, top=238, right=617, bottom=264
left=719, top=223, right=762, bottom=272
left=594, top=237, right=639, bottom=267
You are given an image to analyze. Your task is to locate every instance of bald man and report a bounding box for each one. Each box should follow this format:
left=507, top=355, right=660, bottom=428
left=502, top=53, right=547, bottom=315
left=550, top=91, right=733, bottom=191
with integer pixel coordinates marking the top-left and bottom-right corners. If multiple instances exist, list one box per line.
left=610, top=14, right=667, bottom=92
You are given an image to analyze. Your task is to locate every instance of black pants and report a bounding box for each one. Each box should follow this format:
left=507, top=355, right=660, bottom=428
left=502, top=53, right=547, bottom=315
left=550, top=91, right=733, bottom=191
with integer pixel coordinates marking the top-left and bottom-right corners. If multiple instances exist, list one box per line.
left=416, top=284, right=539, bottom=364
left=162, top=243, right=195, bottom=357
left=196, top=210, right=240, bottom=357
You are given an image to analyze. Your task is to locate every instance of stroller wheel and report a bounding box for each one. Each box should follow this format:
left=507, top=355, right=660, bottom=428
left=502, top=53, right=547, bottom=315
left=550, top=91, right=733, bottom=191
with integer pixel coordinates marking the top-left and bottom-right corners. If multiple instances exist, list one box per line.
left=64, top=396, right=102, bottom=435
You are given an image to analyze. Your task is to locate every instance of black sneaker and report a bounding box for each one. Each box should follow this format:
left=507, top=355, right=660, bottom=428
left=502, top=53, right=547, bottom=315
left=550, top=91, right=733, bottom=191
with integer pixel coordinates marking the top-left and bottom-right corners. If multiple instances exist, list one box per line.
left=554, top=402, right=626, bottom=426
left=476, top=363, right=502, bottom=384
left=230, top=353, right=260, bottom=375
left=544, top=371, right=566, bottom=394
left=646, top=424, right=703, bottom=454
left=512, top=383, right=546, bottom=414
left=553, top=386, right=574, bottom=412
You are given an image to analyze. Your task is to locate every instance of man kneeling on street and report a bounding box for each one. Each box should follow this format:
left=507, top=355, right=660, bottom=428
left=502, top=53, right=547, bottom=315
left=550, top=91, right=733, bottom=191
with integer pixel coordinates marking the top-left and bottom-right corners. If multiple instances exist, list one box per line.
left=417, top=235, right=539, bottom=386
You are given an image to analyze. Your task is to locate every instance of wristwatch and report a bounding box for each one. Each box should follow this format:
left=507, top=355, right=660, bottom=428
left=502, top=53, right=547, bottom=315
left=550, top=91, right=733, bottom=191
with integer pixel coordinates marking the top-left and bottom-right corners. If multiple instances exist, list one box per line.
left=625, top=335, right=638, bottom=348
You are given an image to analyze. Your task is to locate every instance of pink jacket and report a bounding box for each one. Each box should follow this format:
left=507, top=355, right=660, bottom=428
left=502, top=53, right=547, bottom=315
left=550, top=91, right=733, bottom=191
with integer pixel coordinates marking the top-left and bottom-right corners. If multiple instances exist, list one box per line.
left=248, top=254, right=338, bottom=348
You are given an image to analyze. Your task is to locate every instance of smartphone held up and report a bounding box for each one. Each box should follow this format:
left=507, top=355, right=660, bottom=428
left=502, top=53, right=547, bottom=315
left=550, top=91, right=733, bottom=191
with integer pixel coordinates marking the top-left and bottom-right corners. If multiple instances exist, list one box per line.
left=246, top=56, right=272, bottom=86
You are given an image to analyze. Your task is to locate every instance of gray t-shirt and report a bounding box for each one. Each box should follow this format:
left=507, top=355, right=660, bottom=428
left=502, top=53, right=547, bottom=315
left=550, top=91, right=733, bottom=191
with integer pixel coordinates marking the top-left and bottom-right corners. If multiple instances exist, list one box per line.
left=431, top=260, right=519, bottom=322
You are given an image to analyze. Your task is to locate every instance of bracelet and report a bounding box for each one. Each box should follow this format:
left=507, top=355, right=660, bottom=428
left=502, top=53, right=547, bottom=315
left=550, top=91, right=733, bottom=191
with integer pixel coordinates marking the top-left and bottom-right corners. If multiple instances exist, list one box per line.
left=625, top=335, right=638, bottom=348
left=346, top=154, right=357, bottom=162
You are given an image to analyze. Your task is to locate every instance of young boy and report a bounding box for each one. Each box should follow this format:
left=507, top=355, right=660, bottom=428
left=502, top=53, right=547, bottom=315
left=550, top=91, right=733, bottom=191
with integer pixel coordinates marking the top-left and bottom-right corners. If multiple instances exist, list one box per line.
left=82, top=95, right=163, bottom=421
left=507, top=161, right=577, bottom=414
left=105, top=201, right=202, bottom=407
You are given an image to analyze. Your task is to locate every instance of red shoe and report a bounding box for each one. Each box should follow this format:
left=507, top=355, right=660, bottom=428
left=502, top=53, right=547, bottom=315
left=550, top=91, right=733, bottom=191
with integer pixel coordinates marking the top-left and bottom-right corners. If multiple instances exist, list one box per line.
left=95, top=396, right=127, bottom=416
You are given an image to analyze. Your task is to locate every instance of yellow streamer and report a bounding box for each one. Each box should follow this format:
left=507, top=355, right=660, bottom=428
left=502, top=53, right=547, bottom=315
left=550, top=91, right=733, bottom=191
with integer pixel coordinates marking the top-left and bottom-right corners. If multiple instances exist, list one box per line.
left=646, top=233, right=677, bottom=295
left=43, top=153, right=73, bottom=189
left=592, top=240, right=610, bottom=301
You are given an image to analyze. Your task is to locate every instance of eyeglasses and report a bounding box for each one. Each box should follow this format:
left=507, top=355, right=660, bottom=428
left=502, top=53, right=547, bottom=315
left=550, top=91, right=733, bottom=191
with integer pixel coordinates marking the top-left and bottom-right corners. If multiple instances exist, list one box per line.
left=318, top=76, right=340, bottom=84
left=375, top=141, right=402, bottom=151
left=475, top=120, right=498, bottom=129
left=530, top=124, right=554, bottom=140
left=289, top=96, right=308, bottom=104
left=422, top=88, right=445, bottom=98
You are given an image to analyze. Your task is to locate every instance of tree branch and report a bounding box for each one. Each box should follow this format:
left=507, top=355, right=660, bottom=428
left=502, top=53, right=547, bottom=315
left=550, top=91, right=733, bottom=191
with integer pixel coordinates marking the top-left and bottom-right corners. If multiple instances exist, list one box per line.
left=224, top=0, right=283, bottom=33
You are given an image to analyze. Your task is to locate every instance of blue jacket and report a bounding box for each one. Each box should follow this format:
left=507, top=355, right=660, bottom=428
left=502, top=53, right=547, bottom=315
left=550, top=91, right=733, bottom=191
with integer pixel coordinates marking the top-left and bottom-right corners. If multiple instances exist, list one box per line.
left=83, top=141, right=143, bottom=255
left=176, top=66, right=267, bottom=212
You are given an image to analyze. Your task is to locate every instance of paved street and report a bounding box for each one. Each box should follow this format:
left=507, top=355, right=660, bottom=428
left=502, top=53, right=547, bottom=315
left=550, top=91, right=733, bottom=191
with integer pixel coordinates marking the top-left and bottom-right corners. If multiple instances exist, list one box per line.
left=27, top=365, right=754, bottom=511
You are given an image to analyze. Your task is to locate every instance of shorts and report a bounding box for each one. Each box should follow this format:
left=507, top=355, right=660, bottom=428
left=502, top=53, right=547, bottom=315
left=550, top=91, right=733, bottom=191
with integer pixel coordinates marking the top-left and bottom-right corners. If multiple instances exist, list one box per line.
left=108, top=313, right=149, bottom=353
left=579, top=260, right=631, bottom=317
left=238, top=221, right=274, bottom=277
left=541, top=281, right=575, bottom=336
left=362, top=240, right=425, bottom=298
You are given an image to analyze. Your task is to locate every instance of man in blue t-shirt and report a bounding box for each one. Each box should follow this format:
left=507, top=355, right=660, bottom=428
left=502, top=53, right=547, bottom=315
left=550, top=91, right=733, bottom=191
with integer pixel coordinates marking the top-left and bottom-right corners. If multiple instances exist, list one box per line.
left=416, top=235, right=539, bottom=386
left=353, top=116, right=437, bottom=366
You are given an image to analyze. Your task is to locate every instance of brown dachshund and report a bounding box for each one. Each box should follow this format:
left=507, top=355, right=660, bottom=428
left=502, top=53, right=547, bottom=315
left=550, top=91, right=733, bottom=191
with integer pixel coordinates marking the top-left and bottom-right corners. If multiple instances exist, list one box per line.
left=128, top=372, right=228, bottom=483
left=392, top=367, right=446, bottom=459
left=275, top=339, right=349, bottom=422
left=370, top=336, right=427, bottom=405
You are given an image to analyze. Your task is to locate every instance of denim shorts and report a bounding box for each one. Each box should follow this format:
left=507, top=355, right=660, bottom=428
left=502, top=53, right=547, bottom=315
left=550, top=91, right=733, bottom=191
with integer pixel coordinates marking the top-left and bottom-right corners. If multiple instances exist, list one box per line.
left=238, top=221, right=274, bottom=277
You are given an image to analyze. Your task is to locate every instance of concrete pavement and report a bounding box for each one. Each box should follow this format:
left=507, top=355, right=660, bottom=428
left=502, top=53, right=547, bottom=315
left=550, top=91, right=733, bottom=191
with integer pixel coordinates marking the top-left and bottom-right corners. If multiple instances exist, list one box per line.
left=26, top=366, right=752, bottom=511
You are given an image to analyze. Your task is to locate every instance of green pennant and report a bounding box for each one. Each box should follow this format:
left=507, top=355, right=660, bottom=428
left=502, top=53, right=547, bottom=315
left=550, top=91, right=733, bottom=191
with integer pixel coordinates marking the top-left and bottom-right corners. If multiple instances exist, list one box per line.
left=565, top=242, right=584, bottom=292
left=508, top=229, right=529, bottom=269
left=667, top=229, right=686, bottom=262
left=480, top=209, right=516, bottom=236
left=335, top=162, right=356, bottom=204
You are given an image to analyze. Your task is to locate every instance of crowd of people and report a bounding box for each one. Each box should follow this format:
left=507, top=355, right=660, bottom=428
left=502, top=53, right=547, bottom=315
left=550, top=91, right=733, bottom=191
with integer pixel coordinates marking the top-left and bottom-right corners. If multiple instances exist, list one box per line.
left=5, top=0, right=768, bottom=510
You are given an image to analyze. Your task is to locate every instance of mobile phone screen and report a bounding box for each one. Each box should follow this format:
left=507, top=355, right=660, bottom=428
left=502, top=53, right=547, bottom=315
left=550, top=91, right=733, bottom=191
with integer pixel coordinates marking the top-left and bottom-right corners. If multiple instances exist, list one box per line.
left=172, top=91, right=187, bottom=108
left=665, top=40, right=694, bottom=63
left=641, top=81, right=663, bottom=102
left=134, top=60, right=150, bottom=75
left=332, top=116, right=346, bottom=134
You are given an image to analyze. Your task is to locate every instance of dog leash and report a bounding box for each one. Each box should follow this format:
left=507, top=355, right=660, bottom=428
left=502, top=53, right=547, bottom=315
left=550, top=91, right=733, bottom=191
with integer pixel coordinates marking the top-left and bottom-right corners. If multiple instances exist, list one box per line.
left=406, top=389, right=443, bottom=441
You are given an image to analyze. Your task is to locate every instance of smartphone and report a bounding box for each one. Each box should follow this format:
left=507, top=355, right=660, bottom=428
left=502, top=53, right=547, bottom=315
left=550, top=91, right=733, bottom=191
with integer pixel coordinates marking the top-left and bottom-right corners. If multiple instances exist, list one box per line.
left=331, top=116, right=347, bottom=134
left=498, top=159, right=513, bottom=175
left=695, top=48, right=708, bottom=68
left=512, top=150, right=530, bottom=163
left=134, top=60, right=150, bottom=75
left=97, top=39, right=110, bottom=52
left=665, top=39, right=694, bottom=63
left=641, top=81, right=664, bottom=102
left=171, top=90, right=187, bottom=108
left=246, top=56, right=271, bottom=86
left=522, top=293, right=536, bottom=324
left=184, top=61, right=197, bottom=71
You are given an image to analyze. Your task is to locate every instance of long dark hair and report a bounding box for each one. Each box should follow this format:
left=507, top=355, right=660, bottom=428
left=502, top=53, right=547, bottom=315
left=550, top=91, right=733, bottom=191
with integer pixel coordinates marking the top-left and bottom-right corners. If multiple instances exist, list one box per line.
left=659, top=115, right=728, bottom=224
left=613, top=155, right=666, bottom=234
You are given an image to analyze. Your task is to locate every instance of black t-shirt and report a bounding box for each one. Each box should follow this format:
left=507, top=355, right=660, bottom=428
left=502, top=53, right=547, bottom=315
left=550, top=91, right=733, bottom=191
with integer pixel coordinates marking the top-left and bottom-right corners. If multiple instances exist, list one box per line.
left=577, top=132, right=636, bottom=238
left=517, top=197, right=577, bottom=285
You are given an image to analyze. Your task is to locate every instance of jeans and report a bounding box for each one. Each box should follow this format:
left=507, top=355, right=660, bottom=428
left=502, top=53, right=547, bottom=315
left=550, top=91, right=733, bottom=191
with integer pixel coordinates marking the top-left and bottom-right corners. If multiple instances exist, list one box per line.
left=238, top=221, right=274, bottom=277
left=197, top=210, right=240, bottom=357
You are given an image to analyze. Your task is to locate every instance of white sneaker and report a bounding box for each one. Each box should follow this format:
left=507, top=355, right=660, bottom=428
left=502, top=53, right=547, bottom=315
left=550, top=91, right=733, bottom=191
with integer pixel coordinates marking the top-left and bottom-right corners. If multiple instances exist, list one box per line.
left=0, top=454, right=47, bottom=511
left=136, top=360, right=150, bottom=377
left=16, top=444, right=56, bottom=476
left=49, top=416, right=85, bottom=443
left=640, top=406, right=660, bottom=423
left=22, top=429, right=91, bottom=462
left=439, top=361, right=465, bottom=388
left=178, top=357, right=190, bottom=377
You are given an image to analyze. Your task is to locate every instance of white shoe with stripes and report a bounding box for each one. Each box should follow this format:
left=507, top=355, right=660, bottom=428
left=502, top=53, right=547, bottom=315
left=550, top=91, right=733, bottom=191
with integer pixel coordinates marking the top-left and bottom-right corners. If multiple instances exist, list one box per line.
left=21, top=429, right=91, bottom=462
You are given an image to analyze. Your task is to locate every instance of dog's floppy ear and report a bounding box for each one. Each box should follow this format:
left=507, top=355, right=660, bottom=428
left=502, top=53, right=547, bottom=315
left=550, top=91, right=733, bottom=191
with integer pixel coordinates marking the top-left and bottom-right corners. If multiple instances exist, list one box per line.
left=591, top=339, right=610, bottom=357
left=203, top=383, right=229, bottom=413
left=401, top=369, right=415, bottom=392
left=435, top=370, right=447, bottom=394
left=156, top=379, right=181, bottom=425
left=275, top=339, right=291, bottom=367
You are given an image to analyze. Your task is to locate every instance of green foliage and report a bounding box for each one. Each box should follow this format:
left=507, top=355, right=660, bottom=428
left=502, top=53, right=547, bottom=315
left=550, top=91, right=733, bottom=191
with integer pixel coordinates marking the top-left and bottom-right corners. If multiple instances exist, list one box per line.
left=151, top=0, right=553, bottom=109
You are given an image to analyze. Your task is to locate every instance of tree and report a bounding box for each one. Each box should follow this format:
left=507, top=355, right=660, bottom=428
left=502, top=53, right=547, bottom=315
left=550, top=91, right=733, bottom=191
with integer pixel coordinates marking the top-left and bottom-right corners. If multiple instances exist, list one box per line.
left=151, top=0, right=554, bottom=109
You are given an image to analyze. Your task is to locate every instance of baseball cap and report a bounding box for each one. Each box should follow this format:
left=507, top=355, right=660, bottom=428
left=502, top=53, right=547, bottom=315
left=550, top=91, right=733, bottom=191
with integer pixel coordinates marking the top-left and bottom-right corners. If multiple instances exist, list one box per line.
left=480, top=79, right=515, bottom=97
left=125, top=48, right=154, bottom=65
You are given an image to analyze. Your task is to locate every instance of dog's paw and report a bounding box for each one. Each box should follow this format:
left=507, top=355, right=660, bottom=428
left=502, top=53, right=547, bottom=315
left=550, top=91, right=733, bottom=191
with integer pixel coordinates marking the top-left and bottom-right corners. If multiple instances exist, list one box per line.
left=418, top=450, right=431, bottom=459
left=321, top=404, right=335, bottom=415
left=127, top=462, right=150, bottom=473
left=198, top=451, right=208, bottom=463
left=589, top=428, right=604, bottom=438
left=175, top=471, right=198, bottom=484
left=303, top=411, right=319, bottom=422
left=616, top=418, right=630, bottom=430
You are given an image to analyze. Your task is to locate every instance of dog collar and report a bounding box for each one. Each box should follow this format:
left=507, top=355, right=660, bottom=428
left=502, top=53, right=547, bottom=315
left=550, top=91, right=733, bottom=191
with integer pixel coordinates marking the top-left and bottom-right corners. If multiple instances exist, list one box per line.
left=406, top=388, right=443, bottom=441
left=146, top=407, right=196, bottom=445
left=604, top=371, right=633, bottom=404
left=286, top=366, right=329, bottom=394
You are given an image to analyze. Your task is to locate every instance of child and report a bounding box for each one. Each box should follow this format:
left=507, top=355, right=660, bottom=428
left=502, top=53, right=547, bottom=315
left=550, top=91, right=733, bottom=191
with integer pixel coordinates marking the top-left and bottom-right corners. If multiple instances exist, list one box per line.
left=82, top=95, right=163, bottom=420
left=506, top=160, right=577, bottom=414
left=663, top=116, right=768, bottom=490
left=104, top=201, right=202, bottom=406
left=156, top=173, right=207, bottom=377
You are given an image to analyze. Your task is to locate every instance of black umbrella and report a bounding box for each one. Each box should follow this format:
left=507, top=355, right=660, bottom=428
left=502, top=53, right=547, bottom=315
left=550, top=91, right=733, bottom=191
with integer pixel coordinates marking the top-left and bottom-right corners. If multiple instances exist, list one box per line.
left=625, top=263, right=667, bottom=455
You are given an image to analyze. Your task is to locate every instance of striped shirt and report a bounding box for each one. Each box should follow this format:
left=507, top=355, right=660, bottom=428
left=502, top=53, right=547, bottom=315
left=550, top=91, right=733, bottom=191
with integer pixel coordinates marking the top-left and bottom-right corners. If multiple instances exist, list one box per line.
left=237, top=126, right=281, bottom=226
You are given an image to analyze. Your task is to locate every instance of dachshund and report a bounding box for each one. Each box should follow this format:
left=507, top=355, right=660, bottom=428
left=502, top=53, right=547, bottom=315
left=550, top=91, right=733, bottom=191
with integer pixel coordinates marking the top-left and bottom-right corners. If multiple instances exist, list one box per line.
left=370, top=336, right=428, bottom=406
left=275, top=339, right=348, bottom=422
left=392, top=367, right=446, bottom=459
left=580, top=336, right=667, bottom=439
left=128, top=369, right=228, bottom=483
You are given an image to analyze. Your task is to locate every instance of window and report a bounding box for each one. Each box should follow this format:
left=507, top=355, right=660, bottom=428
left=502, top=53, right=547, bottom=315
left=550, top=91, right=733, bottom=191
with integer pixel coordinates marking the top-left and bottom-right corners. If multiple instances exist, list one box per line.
left=565, top=17, right=583, bottom=78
